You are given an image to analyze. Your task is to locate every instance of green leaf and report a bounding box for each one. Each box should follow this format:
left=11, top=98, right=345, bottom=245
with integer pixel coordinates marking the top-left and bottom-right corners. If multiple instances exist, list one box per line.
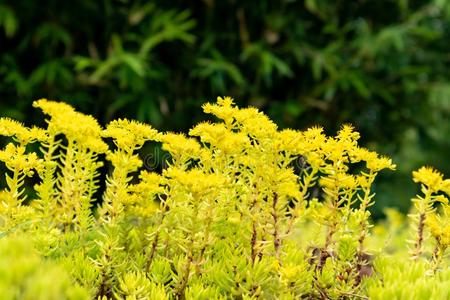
left=0, top=5, right=18, bottom=37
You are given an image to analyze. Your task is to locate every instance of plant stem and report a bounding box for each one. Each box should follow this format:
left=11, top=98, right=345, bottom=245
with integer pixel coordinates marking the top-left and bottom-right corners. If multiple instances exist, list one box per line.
left=285, top=168, right=317, bottom=235
left=413, top=212, right=426, bottom=260
left=271, top=192, right=281, bottom=262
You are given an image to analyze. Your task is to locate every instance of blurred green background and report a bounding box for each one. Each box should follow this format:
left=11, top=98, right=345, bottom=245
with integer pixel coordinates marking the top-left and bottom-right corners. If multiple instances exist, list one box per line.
left=0, top=0, right=450, bottom=216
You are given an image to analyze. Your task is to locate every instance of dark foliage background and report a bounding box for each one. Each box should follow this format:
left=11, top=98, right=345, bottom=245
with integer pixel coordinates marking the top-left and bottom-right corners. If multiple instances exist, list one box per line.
left=1, top=0, right=450, bottom=217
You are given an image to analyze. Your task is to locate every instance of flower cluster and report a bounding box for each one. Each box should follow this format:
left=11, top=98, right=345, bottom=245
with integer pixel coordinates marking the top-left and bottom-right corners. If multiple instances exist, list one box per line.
left=427, top=205, right=450, bottom=247
left=100, top=119, right=160, bottom=224
left=411, top=166, right=450, bottom=269
left=102, top=119, right=159, bottom=153
left=0, top=118, right=46, bottom=145
left=0, top=97, right=447, bottom=299
left=413, top=166, right=450, bottom=194
left=160, top=133, right=202, bottom=166
left=34, top=99, right=107, bottom=153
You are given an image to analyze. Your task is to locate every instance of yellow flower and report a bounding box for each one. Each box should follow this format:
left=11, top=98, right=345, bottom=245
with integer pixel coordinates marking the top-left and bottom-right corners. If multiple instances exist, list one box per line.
left=216, top=96, right=234, bottom=107
left=189, top=122, right=228, bottom=144
left=303, top=126, right=324, bottom=139
left=33, top=99, right=75, bottom=116
left=273, top=168, right=302, bottom=199
left=161, top=133, right=202, bottom=159
left=304, top=152, right=325, bottom=169
left=321, top=138, right=349, bottom=163
left=190, top=122, right=251, bottom=154
left=103, top=119, right=159, bottom=152
left=302, top=126, right=327, bottom=151
left=339, top=174, right=358, bottom=190
left=412, top=166, right=444, bottom=192
left=351, top=147, right=376, bottom=163
left=30, top=127, right=48, bottom=142
left=220, top=133, right=250, bottom=154
left=106, top=151, right=143, bottom=171
left=351, top=148, right=396, bottom=172
left=164, top=168, right=224, bottom=195
left=34, top=99, right=107, bottom=153
left=356, top=174, right=371, bottom=189
left=131, top=171, right=165, bottom=198
left=81, top=136, right=108, bottom=153
left=234, top=154, right=259, bottom=168
left=320, top=173, right=357, bottom=191
left=202, top=96, right=236, bottom=124
left=275, top=129, right=303, bottom=153
left=0, top=118, right=28, bottom=139
left=337, top=124, right=360, bottom=143
left=233, top=107, right=277, bottom=138
left=366, top=155, right=396, bottom=172
left=440, top=179, right=450, bottom=196
left=0, top=143, right=43, bottom=176
left=0, top=118, right=46, bottom=145
left=426, top=206, right=450, bottom=247
left=280, top=264, right=305, bottom=283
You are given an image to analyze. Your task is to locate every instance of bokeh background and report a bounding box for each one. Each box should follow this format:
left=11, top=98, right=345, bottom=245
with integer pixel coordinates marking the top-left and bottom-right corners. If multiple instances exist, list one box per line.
left=0, top=0, right=449, bottom=217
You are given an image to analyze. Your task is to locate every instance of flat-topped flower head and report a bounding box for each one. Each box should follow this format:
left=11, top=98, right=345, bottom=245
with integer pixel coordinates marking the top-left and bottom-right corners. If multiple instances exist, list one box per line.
left=132, top=171, right=165, bottom=196
left=351, top=147, right=375, bottom=163
left=189, top=122, right=250, bottom=154
left=271, top=168, right=302, bottom=199
left=81, top=135, right=108, bottom=154
left=412, top=166, right=444, bottom=192
left=103, top=119, right=159, bottom=152
left=426, top=205, right=450, bottom=247
left=33, top=99, right=75, bottom=116
left=350, top=147, right=396, bottom=172
left=216, top=131, right=251, bottom=154
left=202, top=96, right=237, bottom=125
left=29, top=127, right=48, bottom=142
left=189, top=122, right=228, bottom=144
left=366, top=155, right=396, bottom=172
left=303, top=126, right=324, bottom=140
left=320, top=172, right=357, bottom=191
left=233, top=107, right=277, bottom=138
left=0, top=118, right=28, bottom=139
left=337, top=124, right=360, bottom=143
left=321, top=137, right=349, bottom=163
left=164, top=167, right=224, bottom=195
left=0, top=143, right=43, bottom=176
left=440, top=180, right=450, bottom=196
left=106, top=151, right=143, bottom=171
left=34, top=99, right=107, bottom=153
left=161, top=133, right=202, bottom=159
left=57, top=111, right=107, bottom=153
left=216, top=96, right=234, bottom=107
left=202, top=97, right=278, bottom=138
left=0, top=118, right=46, bottom=145
left=302, top=126, right=327, bottom=152
left=275, top=129, right=303, bottom=153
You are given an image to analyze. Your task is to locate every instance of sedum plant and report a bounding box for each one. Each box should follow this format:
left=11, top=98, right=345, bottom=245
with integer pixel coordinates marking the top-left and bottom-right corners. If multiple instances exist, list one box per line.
left=0, top=97, right=448, bottom=299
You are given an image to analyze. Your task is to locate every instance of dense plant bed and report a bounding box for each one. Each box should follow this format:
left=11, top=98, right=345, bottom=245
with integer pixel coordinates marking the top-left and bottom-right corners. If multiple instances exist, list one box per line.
left=0, top=98, right=448, bottom=299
